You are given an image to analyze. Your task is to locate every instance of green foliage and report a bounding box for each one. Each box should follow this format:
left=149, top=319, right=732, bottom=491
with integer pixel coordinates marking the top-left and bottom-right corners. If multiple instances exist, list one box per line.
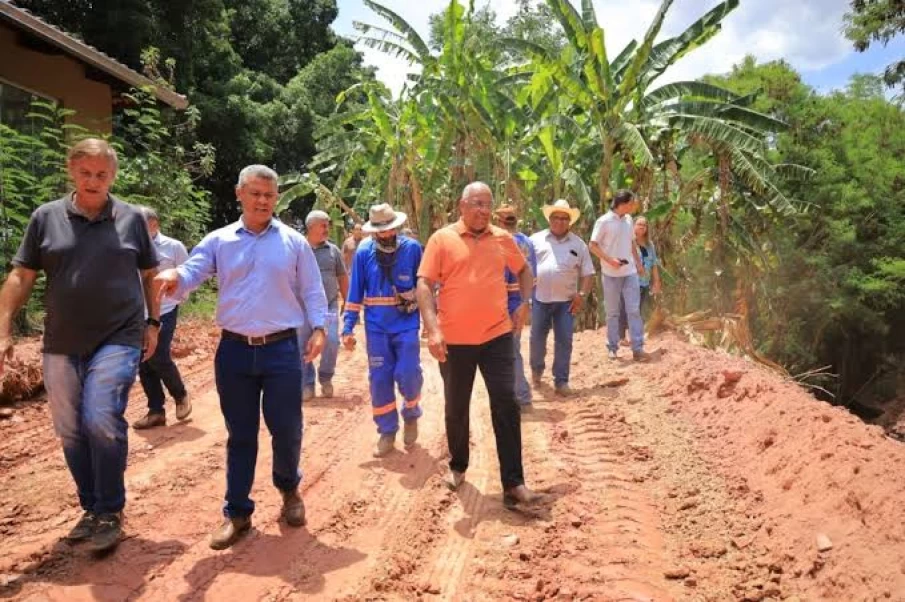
left=18, top=0, right=361, bottom=228
left=843, top=0, right=905, bottom=89
left=112, top=88, right=214, bottom=245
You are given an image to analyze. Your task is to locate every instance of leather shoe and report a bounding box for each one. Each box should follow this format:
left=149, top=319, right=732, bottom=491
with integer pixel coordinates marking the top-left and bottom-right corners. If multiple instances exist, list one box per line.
left=281, top=488, right=306, bottom=527
left=373, top=433, right=396, bottom=457
left=445, top=468, right=465, bottom=491
left=209, top=516, right=251, bottom=550
left=175, top=394, right=192, bottom=420
left=133, top=412, right=165, bottom=429
left=503, top=484, right=541, bottom=509
left=321, top=381, right=334, bottom=398
left=554, top=384, right=572, bottom=397
left=403, top=420, right=418, bottom=447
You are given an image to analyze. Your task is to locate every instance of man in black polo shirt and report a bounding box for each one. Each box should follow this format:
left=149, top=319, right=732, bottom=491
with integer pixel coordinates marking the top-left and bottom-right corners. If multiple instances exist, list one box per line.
left=0, top=138, right=160, bottom=553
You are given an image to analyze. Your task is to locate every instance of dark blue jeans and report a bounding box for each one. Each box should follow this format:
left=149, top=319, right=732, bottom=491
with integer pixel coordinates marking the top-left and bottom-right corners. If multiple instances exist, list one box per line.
left=214, top=335, right=304, bottom=518
left=529, top=300, right=574, bottom=387
left=44, top=344, right=141, bottom=514
left=139, top=307, right=187, bottom=413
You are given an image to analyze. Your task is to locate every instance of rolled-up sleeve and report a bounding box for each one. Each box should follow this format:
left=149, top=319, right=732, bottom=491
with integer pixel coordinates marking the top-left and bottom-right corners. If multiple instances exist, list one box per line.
left=297, top=238, right=327, bottom=329
left=175, top=232, right=218, bottom=296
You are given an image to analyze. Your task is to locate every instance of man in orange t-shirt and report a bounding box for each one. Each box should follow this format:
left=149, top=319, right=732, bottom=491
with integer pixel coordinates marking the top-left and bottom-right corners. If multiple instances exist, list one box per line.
left=416, top=182, right=540, bottom=509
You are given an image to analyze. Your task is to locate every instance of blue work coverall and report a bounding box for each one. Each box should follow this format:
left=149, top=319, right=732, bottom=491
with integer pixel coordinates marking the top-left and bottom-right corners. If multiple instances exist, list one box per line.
left=343, top=237, right=423, bottom=434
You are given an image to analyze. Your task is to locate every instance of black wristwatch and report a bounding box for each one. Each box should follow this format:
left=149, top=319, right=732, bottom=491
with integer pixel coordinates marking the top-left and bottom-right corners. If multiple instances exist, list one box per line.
left=312, top=326, right=326, bottom=335
left=146, top=317, right=161, bottom=329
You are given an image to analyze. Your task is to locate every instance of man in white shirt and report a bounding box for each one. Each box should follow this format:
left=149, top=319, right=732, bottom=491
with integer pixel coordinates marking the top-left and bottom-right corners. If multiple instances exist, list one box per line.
left=589, top=190, right=651, bottom=362
left=529, top=200, right=595, bottom=396
left=133, top=207, right=192, bottom=428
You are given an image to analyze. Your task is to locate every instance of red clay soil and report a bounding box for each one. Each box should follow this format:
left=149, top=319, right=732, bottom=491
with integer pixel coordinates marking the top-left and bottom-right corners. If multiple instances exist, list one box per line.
left=0, top=325, right=902, bottom=601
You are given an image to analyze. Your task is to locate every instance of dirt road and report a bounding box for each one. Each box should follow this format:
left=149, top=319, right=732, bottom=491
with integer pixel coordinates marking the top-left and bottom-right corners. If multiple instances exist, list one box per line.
left=1, top=323, right=904, bottom=601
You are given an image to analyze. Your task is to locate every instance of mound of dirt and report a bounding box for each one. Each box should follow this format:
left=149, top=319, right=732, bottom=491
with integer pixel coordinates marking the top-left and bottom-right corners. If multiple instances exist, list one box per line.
left=0, top=320, right=220, bottom=409
left=646, top=332, right=905, bottom=601
left=0, top=339, right=43, bottom=405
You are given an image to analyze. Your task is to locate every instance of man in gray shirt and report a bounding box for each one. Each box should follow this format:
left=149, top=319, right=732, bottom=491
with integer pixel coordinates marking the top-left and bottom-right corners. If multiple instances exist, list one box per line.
left=0, top=138, right=160, bottom=553
left=304, top=210, right=348, bottom=399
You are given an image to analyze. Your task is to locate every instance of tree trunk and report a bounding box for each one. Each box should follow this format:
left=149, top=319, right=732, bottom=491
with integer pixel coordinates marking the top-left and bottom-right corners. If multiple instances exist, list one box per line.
left=599, top=137, right=615, bottom=213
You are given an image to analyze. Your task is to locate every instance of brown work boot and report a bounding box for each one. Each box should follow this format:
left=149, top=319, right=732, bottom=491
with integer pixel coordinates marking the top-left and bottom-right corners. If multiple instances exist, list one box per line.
left=302, top=385, right=316, bottom=400
left=633, top=350, right=653, bottom=363
left=531, top=371, right=542, bottom=387
left=281, top=489, right=306, bottom=527
left=554, top=384, right=572, bottom=397
left=503, top=485, right=542, bottom=509
left=445, top=468, right=465, bottom=491
left=65, top=511, right=97, bottom=542
left=88, top=513, right=123, bottom=553
left=403, top=420, right=419, bottom=447
left=321, top=381, right=334, bottom=398
left=209, top=516, right=251, bottom=550
left=133, top=412, right=165, bottom=430
left=373, top=433, right=396, bottom=458
left=175, top=394, right=192, bottom=421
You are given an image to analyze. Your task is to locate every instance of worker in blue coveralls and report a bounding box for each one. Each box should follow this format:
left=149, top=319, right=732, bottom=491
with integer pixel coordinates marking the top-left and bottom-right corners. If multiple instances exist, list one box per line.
left=342, top=203, right=424, bottom=458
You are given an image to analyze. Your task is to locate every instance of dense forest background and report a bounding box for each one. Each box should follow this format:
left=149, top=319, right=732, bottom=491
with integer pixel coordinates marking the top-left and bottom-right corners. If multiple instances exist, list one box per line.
left=4, top=0, right=904, bottom=413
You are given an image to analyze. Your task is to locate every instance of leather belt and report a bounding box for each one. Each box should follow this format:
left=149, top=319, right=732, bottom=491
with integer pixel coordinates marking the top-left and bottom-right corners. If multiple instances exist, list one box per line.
left=221, top=328, right=296, bottom=346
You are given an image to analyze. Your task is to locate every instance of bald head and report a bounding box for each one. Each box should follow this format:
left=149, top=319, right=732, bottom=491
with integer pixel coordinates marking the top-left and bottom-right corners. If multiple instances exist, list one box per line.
left=459, top=181, right=494, bottom=234
left=461, top=181, right=493, bottom=202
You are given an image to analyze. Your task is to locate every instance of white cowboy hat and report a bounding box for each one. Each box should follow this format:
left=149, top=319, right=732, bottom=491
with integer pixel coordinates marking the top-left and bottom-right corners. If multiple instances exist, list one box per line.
left=362, top=203, right=407, bottom=234
left=542, top=199, right=581, bottom=226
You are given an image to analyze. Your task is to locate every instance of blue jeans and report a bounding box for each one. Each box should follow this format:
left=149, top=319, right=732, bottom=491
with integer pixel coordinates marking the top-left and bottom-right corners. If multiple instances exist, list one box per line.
left=214, top=335, right=304, bottom=518
left=44, top=344, right=141, bottom=514
left=139, top=307, right=187, bottom=413
left=365, top=328, right=423, bottom=434
left=604, top=275, right=644, bottom=353
left=529, top=300, right=574, bottom=387
left=619, top=286, right=650, bottom=341
left=512, top=328, right=531, bottom=405
left=303, top=306, right=340, bottom=387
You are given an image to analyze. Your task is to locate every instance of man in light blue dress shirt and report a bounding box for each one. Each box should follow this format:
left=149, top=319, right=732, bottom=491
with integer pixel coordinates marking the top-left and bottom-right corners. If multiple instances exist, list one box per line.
left=134, top=207, right=192, bottom=429
left=156, top=165, right=328, bottom=550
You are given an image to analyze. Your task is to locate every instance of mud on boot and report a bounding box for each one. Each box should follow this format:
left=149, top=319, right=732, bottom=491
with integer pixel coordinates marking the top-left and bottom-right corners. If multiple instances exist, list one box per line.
left=403, top=419, right=419, bottom=447
left=89, top=513, right=123, bottom=553
left=373, top=433, right=396, bottom=457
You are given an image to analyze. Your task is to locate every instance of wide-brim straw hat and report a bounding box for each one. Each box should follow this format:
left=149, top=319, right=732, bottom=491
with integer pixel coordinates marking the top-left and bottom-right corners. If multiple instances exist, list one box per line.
left=362, top=203, right=407, bottom=234
left=542, top=199, right=581, bottom=226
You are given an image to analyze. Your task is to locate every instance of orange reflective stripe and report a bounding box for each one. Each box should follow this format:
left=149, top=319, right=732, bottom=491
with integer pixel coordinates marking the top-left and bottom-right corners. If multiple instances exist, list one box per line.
left=373, top=401, right=397, bottom=416
left=404, top=396, right=421, bottom=409
left=345, top=302, right=363, bottom=312
left=364, top=296, right=398, bottom=306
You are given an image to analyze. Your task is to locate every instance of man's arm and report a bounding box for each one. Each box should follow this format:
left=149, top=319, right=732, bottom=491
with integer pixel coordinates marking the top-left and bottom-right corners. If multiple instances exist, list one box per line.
left=142, top=268, right=161, bottom=321
left=416, top=276, right=447, bottom=362
left=0, top=267, right=39, bottom=374
left=632, top=241, right=645, bottom=276
left=0, top=267, right=38, bottom=339
left=141, top=267, right=160, bottom=361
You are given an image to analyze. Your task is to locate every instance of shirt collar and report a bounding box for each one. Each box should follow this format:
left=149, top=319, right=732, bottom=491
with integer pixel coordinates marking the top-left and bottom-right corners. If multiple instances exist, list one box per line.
left=66, top=193, right=115, bottom=221
left=453, top=219, right=493, bottom=238
left=236, top=216, right=277, bottom=236
left=545, top=229, right=572, bottom=243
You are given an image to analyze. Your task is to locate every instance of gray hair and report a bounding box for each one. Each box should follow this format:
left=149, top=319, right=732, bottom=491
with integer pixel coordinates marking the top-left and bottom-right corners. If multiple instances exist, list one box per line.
left=236, top=164, right=279, bottom=188
left=305, top=210, right=330, bottom=226
left=461, top=181, right=493, bottom=201
left=138, top=205, right=159, bottom=223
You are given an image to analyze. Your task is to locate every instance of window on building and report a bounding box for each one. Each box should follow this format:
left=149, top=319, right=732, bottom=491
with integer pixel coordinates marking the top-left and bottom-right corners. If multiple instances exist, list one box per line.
left=0, top=80, right=50, bottom=135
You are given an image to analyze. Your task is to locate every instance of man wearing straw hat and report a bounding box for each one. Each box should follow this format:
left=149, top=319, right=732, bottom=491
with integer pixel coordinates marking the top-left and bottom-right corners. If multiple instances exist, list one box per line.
left=342, top=203, right=424, bottom=458
left=529, top=200, right=595, bottom=396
